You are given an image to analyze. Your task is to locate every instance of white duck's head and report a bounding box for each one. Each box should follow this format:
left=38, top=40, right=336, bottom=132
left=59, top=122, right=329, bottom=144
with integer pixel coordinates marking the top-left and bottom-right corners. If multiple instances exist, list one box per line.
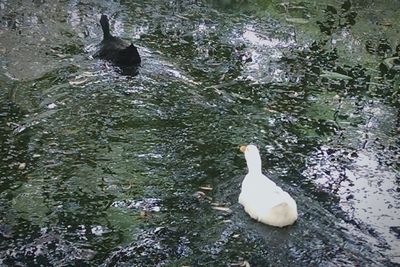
left=240, top=144, right=262, bottom=174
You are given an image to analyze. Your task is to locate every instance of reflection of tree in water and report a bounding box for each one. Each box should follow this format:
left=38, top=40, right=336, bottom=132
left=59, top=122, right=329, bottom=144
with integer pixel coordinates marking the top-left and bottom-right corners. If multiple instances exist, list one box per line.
left=0, top=0, right=399, bottom=265
left=0, top=95, right=31, bottom=190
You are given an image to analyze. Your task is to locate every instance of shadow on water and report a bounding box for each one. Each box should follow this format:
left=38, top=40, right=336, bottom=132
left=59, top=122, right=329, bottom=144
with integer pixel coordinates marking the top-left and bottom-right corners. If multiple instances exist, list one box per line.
left=0, top=0, right=399, bottom=266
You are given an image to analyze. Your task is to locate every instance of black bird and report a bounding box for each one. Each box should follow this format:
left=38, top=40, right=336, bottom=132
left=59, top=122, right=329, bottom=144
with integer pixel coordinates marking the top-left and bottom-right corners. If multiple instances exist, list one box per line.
left=95, top=15, right=141, bottom=67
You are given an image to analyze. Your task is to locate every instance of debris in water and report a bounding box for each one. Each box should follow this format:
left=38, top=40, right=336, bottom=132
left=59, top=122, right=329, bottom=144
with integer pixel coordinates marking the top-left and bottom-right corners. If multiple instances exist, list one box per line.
left=320, top=70, right=352, bottom=80
left=18, top=162, right=26, bottom=170
left=199, top=186, right=213, bottom=191
left=47, top=103, right=57, bottom=109
left=230, top=260, right=251, bottom=267
left=194, top=191, right=212, bottom=202
left=69, top=78, right=88, bottom=86
left=194, top=191, right=205, bottom=197
left=91, top=225, right=111, bottom=236
left=286, top=17, right=309, bottom=24
left=211, top=206, right=233, bottom=214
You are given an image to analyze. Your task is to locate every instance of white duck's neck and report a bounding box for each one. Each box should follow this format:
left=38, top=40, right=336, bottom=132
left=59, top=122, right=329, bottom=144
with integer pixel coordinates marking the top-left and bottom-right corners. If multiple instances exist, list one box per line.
left=245, top=151, right=262, bottom=175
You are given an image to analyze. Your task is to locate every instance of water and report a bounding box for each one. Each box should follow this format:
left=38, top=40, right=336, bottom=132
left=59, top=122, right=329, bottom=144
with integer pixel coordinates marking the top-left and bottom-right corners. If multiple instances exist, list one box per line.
left=0, top=0, right=399, bottom=265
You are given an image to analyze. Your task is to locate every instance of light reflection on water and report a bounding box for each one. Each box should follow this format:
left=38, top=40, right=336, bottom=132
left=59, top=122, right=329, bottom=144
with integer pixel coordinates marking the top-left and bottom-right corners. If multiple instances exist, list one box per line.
left=0, top=0, right=399, bottom=266
left=304, top=98, right=399, bottom=263
left=341, top=152, right=399, bottom=259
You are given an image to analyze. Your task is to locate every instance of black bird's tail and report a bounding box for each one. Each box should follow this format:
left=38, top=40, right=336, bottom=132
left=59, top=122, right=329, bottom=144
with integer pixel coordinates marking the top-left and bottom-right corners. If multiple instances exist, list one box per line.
left=125, top=44, right=141, bottom=65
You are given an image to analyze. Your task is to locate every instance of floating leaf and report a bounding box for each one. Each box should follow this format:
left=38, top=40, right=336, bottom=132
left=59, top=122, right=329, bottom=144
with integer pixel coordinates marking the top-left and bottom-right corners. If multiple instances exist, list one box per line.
left=18, top=163, right=26, bottom=170
left=230, top=260, right=251, bottom=267
left=211, top=206, right=232, bottom=214
left=199, top=186, right=213, bottom=191
left=320, top=71, right=352, bottom=80
left=383, top=57, right=399, bottom=69
left=47, top=103, right=57, bottom=109
left=286, top=17, right=309, bottom=24
left=69, top=78, right=88, bottom=86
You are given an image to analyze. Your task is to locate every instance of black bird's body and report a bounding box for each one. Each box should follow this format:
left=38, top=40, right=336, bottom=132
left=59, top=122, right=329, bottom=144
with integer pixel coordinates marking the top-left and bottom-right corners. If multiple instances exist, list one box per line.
left=96, top=15, right=141, bottom=66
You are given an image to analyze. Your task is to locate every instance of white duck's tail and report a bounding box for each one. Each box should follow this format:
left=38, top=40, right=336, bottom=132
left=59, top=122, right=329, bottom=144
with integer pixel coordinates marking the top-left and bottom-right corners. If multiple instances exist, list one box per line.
left=261, top=202, right=298, bottom=227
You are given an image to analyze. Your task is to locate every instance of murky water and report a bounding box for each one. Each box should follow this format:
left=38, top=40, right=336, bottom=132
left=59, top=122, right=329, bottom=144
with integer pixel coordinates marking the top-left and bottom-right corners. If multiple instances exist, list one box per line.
left=1, top=0, right=399, bottom=266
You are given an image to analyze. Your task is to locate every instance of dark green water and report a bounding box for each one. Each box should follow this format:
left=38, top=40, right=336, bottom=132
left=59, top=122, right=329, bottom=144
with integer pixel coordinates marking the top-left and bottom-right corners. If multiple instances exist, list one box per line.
left=0, top=0, right=399, bottom=266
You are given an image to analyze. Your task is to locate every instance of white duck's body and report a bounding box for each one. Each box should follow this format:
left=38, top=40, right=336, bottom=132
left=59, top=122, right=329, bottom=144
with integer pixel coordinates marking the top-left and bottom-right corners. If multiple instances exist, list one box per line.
left=239, top=145, right=298, bottom=227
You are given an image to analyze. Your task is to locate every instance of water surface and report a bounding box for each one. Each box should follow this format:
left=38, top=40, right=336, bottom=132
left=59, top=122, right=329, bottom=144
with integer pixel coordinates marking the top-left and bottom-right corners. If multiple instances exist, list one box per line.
left=0, top=0, right=399, bottom=265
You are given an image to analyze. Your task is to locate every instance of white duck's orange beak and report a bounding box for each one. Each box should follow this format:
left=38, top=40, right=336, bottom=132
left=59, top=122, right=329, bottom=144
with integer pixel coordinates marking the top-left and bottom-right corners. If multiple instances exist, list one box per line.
left=239, top=145, right=247, bottom=153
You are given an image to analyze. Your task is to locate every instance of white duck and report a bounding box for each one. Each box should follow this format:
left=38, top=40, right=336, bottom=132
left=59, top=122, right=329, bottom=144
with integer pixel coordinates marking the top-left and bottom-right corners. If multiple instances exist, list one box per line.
left=238, top=145, right=298, bottom=227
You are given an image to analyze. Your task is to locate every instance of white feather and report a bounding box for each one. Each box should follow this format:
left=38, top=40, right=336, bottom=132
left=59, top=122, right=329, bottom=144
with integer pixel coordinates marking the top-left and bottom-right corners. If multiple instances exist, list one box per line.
left=239, top=145, right=298, bottom=227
